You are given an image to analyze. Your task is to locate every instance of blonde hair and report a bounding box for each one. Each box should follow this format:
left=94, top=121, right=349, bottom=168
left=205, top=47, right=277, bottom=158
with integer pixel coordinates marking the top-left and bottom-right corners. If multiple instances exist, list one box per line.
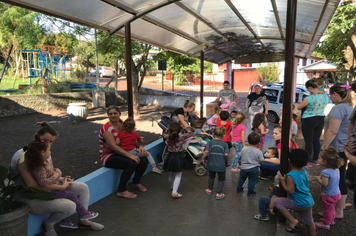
left=184, top=100, right=195, bottom=108
left=232, top=112, right=246, bottom=126
left=213, top=127, right=226, bottom=139
left=330, top=83, right=356, bottom=106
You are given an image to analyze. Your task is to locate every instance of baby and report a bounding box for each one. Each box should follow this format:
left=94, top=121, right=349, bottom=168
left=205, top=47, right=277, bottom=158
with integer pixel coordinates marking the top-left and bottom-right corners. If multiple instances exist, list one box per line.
left=265, top=147, right=278, bottom=160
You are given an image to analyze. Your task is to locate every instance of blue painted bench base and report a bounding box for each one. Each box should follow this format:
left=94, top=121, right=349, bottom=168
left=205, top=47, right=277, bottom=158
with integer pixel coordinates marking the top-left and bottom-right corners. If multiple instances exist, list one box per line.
left=28, top=139, right=165, bottom=236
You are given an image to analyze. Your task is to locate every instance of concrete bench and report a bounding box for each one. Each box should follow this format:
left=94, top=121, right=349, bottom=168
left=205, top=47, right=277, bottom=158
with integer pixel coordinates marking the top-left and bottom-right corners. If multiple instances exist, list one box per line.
left=28, top=139, right=165, bottom=236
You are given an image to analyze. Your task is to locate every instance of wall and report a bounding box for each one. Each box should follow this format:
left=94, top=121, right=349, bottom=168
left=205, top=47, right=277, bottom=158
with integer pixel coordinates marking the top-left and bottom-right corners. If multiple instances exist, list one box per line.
left=232, top=69, right=260, bottom=92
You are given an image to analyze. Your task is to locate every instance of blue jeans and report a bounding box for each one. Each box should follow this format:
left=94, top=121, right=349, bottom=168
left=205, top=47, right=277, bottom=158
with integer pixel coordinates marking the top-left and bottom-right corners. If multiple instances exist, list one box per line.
left=260, top=161, right=280, bottom=176
left=232, top=141, right=243, bottom=168
left=237, top=166, right=259, bottom=192
left=259, top=196, right=271, bottom=217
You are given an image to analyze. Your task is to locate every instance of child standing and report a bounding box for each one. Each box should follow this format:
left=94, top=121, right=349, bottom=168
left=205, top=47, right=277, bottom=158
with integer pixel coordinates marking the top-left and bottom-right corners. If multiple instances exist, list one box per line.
left=163, top=122, right=193, bottom=199
left=314, top=147, right=344, bottom=230
left=207, top=107, right=221, bottom=126
left=236, top=133, right=264, bottom=196
left=25, top=136, right=99, bottom=227
left=203, top=127, right=229, bottom=200
left=275, top=149, right=316, bottom=235
left=231, top=112, right=247, bottom=172
left=292, top=114, right=298, bottom=141
left=252, top=113, right=269, bottom=150
left=116, top=118, right=162, bottom=174
left=216, top=111, right=232, bottom=148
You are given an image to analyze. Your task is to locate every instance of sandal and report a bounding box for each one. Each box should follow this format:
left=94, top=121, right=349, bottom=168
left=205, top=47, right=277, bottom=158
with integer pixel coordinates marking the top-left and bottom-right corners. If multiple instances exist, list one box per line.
left=319, top=218, right=335, bottom=226
left=286, top=226, right=300, bottom=233
left=172, top=192, right=183, bottom=199
left=152, top=169, right=162, bottom=174
left=205, top=189, right=212, bottom=196
left=117, top=191, right=137, bottom=199
left=216, top=193, right=225, bottom=200
left=78, top=221, right=105, bottom=231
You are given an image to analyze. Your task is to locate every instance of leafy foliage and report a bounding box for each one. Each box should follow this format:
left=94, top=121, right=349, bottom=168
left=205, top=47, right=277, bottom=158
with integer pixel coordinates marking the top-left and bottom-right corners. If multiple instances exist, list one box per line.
left=255, top=63, right=281, bottom=84
left=0, top=166, right=56, bottom=214
left=314, top=2, right=356, bottom=67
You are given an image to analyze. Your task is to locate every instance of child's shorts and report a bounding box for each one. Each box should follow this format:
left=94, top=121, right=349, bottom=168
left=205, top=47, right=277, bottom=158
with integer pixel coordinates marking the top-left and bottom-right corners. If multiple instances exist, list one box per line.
left=274, top=197, right=314, bottom=226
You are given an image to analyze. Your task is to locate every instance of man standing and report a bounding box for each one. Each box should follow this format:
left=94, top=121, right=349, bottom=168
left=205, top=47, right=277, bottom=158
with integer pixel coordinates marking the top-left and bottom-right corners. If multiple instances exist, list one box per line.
left=245, top=84, right=269, bottom=127
left=213, top=81, right=238, bottom=107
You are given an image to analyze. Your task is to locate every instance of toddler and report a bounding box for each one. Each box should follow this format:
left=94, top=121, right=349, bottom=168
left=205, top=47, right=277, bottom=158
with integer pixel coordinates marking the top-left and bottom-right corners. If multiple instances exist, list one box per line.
left=229, top=110, right=238, bottom=121
left=25, top=136, right=99, bottom=228
left=313, top=77, right=325, bottom=94
left=251, top=113, right=269, bottom=150
left=231, top=112, right=247, bottom=172
left=216, top=111, right=232, bottom=149
left=207, top=107, right=222, bottom=126
left=117, top=118, right=162, bottom=174
left=314, top=147, right=344, bottom=230
left=236, top=133, right=264, bottom=196
left=163, top=122, right=193, bottom=199
left=194, top=118, right=210, bottom=136
left=274, top=149, right=316, bottom=235
left=203, top=127, right=229, bottom=200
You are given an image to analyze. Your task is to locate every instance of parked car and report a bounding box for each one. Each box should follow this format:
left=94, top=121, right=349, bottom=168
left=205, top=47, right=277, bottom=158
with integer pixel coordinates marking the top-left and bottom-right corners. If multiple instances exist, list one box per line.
left=248, top=83, right=310, bottom=123
left=89, top=66, right=114, bottom=77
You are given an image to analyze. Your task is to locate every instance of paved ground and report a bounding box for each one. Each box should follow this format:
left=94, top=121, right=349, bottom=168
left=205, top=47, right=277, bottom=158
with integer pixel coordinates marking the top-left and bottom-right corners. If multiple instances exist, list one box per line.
left=55, top=154, right=277, bottom=236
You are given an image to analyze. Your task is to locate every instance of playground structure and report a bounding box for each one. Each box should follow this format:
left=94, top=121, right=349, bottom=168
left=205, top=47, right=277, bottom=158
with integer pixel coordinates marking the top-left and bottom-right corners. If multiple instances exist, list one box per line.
left=21, top=45, right=77, bottom=84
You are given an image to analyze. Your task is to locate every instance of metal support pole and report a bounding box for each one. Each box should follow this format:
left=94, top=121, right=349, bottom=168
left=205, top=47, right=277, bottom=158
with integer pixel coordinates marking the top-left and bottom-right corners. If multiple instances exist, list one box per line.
left=279, top=0, right=297, bottom=222
left=94, top=29, right=100, bottom=107
left=162, top=70, right=164, bottom=91
left=172, top=73, right=174, bottom=93
left=231, top=69, right=235, bottom=91
left=200, top=51, right=204, bottom=118
left=125, top=23, right=134, bottom=118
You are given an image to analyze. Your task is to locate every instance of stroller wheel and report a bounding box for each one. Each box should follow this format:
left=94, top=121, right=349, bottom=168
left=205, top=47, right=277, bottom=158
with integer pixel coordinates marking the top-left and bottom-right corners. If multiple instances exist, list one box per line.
left=195, top=166, right=206, bottom=176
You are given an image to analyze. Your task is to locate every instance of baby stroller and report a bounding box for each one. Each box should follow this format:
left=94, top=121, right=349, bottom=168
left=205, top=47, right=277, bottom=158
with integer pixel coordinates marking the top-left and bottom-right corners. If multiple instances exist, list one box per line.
left=149, top=112, right=207, bottom=176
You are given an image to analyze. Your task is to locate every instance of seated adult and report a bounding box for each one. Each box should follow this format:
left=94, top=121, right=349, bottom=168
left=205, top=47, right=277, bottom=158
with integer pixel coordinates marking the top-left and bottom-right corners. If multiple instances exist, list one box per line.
left=99, top=105, right=148, bottom=199
left=260, top=126, right=298, bottom=178
left=171, top=100, right=196, bottom=128
left=11, top=122, right=103, bottom=236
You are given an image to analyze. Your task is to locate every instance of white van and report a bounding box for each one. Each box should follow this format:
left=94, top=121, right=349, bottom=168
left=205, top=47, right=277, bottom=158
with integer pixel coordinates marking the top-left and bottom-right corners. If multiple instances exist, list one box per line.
left=248, top=83, right=310, bottom=123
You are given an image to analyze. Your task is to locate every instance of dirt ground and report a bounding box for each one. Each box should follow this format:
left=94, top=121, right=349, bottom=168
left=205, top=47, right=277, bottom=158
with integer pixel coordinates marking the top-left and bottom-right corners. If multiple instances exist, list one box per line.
left=0, top=105, right=166, bottom=179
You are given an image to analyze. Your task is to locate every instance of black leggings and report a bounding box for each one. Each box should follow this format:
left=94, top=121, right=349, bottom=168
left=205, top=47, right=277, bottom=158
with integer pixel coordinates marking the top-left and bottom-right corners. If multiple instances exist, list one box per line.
left=105, top=154, right=148, bottom=192
left=346, top=162, right=356, bottom=210
left=301, top=116, right=324, bottom=161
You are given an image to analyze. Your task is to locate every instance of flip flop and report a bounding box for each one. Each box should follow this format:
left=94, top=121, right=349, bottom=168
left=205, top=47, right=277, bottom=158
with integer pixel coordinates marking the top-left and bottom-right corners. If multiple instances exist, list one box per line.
left=205, top=189, right=212, bottom=196
left=216, top=193, right=225, bottom=200
left=117, top=192, right=137, bottom=199
left=41, top=222, right=57, bottom=236
left=152, top=169, right=162, bottom=174
left=286, top=226, right=300, bottom=233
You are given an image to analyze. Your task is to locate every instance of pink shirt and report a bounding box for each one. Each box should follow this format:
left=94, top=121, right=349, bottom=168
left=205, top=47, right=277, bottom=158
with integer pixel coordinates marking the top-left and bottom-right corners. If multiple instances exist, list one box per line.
left=231, top=124, right=246, bottom=142
left=277, top=141, right=299, bottom=149
left=207, top=114, right=219, bottom=126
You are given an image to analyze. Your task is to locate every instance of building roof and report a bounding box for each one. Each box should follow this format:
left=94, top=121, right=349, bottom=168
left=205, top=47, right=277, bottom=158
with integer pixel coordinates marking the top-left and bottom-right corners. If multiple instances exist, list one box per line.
left=3, top=0, right=340, bottom=64
left=300, top=60, right=337, bottom=71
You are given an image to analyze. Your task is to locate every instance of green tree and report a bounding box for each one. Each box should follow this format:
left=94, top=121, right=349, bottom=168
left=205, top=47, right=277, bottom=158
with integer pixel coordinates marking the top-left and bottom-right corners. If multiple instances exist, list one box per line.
left=0, top=3, right=45, bottom=69
left=97, top=32, right=152, bottom=114
left=314, top=2, right=356, bottom=69
left=255, top=63, right=281, bottom=84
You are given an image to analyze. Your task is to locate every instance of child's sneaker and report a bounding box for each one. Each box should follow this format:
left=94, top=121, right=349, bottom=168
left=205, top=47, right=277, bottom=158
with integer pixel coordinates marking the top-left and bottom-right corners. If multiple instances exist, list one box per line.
left=231, top=168, right=240, bottom=172
left=311, top=161, right=319, bottom=166
left=260, top=176, right=271, bottom=180
left=247, top=191, right=256, bottom=196
left=254, top=214, right=270, bottom=221
left=236, top=187, right=243, bottom=193
left=315, top=222, right=330, bottom=230
left=305, top=163, right=312, bottom=167
left=59, top=220, right=78, bottom=229
left=80, top=211, right=99, bottom=221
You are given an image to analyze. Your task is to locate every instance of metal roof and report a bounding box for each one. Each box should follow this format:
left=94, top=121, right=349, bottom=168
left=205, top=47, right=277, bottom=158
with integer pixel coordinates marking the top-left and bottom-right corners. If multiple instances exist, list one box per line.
left=4, top=0, right=340, bottom=64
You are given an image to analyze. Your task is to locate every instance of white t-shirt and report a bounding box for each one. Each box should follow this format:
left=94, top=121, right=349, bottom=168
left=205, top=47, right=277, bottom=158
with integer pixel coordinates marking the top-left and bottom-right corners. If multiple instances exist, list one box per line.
left=292, top=121, right=297, bottom=135
left=11, top=148, right=52, bottom=174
